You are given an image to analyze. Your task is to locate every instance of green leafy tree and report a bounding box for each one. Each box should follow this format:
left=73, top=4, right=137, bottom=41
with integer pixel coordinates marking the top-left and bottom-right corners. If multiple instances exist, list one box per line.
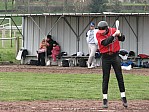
left=89, top=0, right=108, bottom=13
left=111, top=0, right=122, bottom=12
left=3, top=0, right=8, bottom=10
left=63, top=0, right=68, bottom=12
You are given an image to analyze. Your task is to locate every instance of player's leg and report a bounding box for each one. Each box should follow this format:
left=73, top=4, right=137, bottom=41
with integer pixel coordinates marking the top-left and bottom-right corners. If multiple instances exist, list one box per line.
left=87, top=44, right=97, bottom=68
left=112, top=54, right=128, bottom=107
left=102, top=56, right=111, bottom=108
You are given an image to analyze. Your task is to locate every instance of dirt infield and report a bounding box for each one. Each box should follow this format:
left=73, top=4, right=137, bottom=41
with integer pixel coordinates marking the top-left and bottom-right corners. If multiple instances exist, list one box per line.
left=0, top=100, right=149, bottom=112
left=0, top=65, right=149, bottom=112
left=0, top=65, right=149, bottom=76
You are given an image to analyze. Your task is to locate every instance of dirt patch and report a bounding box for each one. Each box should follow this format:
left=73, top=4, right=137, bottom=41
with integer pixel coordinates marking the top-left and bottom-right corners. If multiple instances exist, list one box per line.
left=0, top=100, right=149, bottom=112
left=0, top=65, right=149, bottom=112
left=0, top=65, right=149, bottom=76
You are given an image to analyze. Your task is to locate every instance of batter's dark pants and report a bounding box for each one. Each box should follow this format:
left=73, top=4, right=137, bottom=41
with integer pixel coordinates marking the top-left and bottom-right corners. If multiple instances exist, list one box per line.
left=102, top=52, right=125, bottom=94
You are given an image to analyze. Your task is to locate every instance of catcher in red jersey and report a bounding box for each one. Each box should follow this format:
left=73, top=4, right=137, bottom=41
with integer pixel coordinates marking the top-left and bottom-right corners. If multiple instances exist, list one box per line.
left=96, top=21, right=128, bottom=108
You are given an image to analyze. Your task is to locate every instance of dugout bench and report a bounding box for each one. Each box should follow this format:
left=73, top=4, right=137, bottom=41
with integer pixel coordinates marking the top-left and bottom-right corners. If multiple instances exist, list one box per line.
left=61, top=56, right=89, bottom=67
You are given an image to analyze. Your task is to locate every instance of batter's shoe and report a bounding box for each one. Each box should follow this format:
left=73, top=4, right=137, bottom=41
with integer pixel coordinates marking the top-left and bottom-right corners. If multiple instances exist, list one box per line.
left=90, top=65, right=95, bottom=68
left=102, top=99, right=108, bottom=108
left=87, top=63, right=91, bottom=69
left=121, top=97, right=128, bottom=108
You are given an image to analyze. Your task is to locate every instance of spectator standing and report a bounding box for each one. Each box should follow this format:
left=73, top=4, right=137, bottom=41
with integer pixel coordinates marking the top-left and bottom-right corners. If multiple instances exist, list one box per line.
left=86, top=22, right=98, bottom=68
left=96, top=21, right=127, bottom=108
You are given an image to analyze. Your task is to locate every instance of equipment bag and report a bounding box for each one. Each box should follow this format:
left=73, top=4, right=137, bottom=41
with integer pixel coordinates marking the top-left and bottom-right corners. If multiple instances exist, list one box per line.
left=29, top=60, right=38, bottom=65
left=62, top=60, right=69, bottom=67
left=78, top=58, right=87, bottom=67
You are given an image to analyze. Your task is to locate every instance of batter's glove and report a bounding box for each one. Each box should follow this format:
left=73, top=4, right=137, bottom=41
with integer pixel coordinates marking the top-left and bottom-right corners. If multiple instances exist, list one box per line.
left=112, top=30, right=121, bottom=37
left=118, top=34, right=125, bottom=42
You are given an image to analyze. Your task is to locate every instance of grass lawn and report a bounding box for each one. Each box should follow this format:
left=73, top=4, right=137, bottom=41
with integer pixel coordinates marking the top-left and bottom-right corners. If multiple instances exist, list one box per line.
left=0, top=48, right=16, bottom=62
left=0, top=35, right=22, bottom=63
left=0, top=72, right=149, bottom=101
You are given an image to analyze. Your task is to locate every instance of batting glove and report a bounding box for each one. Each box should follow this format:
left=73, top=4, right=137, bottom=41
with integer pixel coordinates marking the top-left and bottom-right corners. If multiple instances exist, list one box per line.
left=112, top=30, right=121, bottom=37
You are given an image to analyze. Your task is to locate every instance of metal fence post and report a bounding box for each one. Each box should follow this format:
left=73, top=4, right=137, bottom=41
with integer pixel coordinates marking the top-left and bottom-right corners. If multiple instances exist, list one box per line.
left=15, top=36, right=19, bottom=56
left=2, top=27, right=5, bottom=48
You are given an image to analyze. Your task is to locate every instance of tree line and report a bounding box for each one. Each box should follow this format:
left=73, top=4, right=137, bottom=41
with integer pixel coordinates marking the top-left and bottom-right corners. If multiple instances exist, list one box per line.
left=0, top=0, right=149, bottom=13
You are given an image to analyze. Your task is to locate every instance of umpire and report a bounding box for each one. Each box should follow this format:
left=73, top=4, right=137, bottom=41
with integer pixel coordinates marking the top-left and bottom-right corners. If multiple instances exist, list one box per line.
left=96, top=21, right=128, bottom=108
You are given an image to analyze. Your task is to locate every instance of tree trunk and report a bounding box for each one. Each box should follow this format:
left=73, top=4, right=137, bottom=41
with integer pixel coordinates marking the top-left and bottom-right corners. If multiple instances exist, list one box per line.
left=4, top=0, right=8, bottom=10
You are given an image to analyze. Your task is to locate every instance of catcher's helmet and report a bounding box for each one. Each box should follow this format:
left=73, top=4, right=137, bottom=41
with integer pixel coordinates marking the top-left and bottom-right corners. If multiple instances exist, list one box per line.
left=97, top=21, right=108, bottom=34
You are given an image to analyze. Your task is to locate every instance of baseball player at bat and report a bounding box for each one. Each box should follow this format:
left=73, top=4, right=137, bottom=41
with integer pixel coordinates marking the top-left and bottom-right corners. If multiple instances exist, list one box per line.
left=96, top=21, right=128, bottom=108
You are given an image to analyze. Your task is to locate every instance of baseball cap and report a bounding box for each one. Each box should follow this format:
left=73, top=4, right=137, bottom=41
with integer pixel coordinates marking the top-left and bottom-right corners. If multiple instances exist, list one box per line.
left=90, top=22, right=95, bottom=27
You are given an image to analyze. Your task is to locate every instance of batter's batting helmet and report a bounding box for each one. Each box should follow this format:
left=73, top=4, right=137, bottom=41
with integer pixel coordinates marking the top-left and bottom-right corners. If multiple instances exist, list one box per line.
left=97, top=21, right=108, bottom=34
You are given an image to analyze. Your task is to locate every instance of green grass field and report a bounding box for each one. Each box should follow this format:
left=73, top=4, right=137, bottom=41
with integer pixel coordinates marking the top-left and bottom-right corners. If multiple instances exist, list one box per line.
left=0, top=72, right=148, bottom=101
left=0, top=16, right=22, bottom=63
left=0, top=41, right=21, bottom=63
left=0, top=31, right=22, bottom=63
left=0, top=48, right=15, bottom=62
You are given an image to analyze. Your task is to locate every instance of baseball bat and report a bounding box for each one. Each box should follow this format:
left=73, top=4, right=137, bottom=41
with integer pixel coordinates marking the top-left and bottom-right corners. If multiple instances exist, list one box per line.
left=116, top=20, right=119, bottom=30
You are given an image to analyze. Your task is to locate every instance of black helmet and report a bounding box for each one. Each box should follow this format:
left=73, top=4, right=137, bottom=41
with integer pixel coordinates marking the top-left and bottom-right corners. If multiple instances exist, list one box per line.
left=97, top=21, right=108, bottom=30
left=97, top=21, right=108, bottom=34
